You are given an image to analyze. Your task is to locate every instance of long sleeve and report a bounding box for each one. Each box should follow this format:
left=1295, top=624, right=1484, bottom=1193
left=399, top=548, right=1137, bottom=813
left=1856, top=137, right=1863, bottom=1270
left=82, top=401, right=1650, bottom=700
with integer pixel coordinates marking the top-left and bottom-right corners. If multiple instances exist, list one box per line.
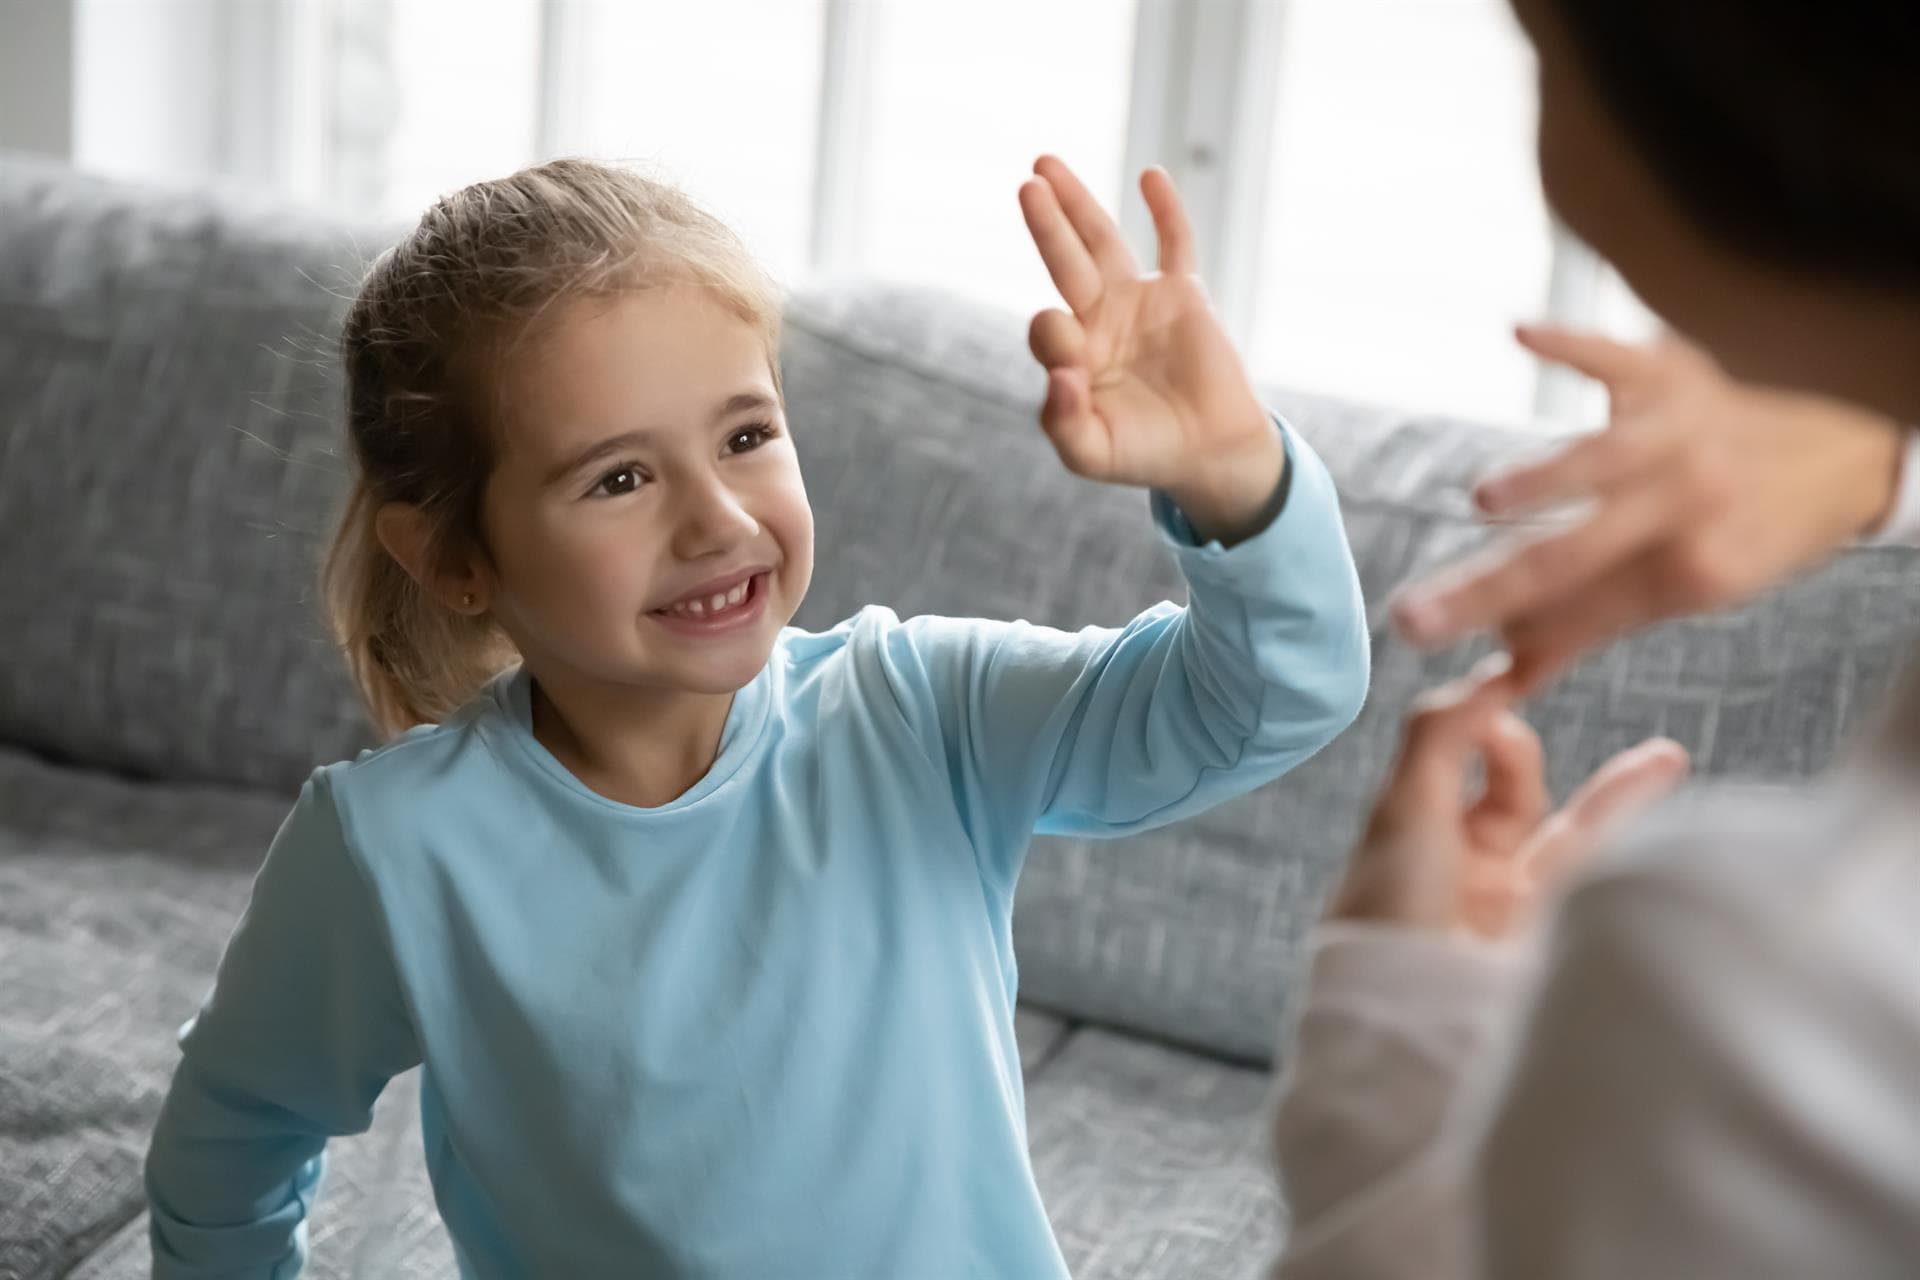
left=885, top=421, right=1369, bottom=890
left=1268, top=925, right=1529, bottom=1280
left=145, top=769, right=421, bottom=1279
left=1866, top=425, right=1920, bottom=545
left=1473, top=860, right=1920, bottom=1279
left=1270, top=814, right=1920, bottom=1280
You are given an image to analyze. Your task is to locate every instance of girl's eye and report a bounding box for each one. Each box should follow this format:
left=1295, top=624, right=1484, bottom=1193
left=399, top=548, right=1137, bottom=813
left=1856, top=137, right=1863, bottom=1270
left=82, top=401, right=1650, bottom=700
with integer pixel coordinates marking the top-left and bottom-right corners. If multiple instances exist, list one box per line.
left=727, top=422, right=777, bottom=454
left=591, top=465, right=647, bottom=498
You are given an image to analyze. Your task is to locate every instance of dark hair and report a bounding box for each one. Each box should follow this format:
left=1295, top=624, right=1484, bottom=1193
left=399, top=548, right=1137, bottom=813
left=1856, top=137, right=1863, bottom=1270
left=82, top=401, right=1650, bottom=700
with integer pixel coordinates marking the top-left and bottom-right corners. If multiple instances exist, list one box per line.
left=1550, top=0, right=1920, bottom=293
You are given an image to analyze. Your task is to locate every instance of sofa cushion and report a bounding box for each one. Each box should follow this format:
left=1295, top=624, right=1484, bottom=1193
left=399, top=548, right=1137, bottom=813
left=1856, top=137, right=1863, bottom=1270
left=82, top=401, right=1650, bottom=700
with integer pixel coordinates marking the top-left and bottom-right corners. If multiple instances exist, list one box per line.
left=1025, top=1027, right=1284, bottom=1279
left=0, top=746, right=278, bottom=1280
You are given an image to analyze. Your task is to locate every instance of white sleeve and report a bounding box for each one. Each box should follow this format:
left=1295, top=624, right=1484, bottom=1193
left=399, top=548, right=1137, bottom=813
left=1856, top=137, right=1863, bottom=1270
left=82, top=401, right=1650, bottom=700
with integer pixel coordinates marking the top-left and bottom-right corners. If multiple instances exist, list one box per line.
left=1472, top=862, right=1920, bottom=1280
left=1266, top=924, right=1531, bottom=1280
left=1865, top=426, right=1920, bottom=545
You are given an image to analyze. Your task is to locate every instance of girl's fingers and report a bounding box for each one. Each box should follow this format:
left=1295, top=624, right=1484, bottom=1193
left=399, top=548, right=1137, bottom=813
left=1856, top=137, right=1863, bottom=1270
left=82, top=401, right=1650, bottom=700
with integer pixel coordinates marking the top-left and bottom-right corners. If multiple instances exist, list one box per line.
left=1039, top=367, right=1108, bottom=475
left=1033, top=154, right=1139, bottom=282
left=1019, top=179, right=1104, bottom=313
left=1515, top=323, right=1653, bottom=389
left=1028, top=308, right=1087, bottom=371
left=1140, top=166, right=1198, bottom=276
left=1027, top=308, right=1095, bottom=474
left=1393, top=469, right=1680, bottom=648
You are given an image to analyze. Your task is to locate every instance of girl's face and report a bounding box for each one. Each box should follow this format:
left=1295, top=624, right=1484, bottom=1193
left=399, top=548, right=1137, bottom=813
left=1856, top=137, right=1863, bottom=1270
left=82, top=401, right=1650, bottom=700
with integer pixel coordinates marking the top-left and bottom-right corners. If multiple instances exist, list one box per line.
left=477, top=285, right=814, bottom=699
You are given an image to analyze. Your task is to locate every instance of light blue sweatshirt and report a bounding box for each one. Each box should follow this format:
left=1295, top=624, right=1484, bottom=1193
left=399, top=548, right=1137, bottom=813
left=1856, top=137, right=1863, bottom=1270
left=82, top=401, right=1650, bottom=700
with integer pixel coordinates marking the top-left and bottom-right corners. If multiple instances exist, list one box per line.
left=145, top=425, right=1368, bottom=1279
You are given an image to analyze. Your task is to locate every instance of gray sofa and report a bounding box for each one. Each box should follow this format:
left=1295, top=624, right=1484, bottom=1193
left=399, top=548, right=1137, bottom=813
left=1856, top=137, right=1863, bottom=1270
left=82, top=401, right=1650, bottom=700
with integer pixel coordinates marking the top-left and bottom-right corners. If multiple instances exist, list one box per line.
left=3, top=154, right=1916, bottom=1280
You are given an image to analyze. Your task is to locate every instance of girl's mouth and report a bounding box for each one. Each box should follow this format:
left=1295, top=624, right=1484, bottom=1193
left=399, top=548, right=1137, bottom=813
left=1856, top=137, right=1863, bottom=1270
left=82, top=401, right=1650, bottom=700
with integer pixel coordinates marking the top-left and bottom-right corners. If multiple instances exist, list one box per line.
left=649, top=571, right=768, bottom=634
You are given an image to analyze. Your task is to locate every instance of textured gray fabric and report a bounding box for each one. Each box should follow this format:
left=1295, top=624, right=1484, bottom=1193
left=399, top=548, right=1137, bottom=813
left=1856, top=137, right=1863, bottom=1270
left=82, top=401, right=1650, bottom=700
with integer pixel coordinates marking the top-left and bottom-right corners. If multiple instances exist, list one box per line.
left=0, top=746, right=279, bottom=1280
left=1017, top=1003, right=1078, bottom=1075
left=1026, top=1028, right=1283, bottom=1279
left=782, top=283, right=1920, bottom=1065
left=0, top=153, right=384, bottom=794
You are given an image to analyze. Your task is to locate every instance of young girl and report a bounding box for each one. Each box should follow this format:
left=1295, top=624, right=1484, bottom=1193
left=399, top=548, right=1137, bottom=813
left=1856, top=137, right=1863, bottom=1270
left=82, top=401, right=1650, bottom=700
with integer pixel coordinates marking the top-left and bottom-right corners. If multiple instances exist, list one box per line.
left=144, top=155, right=1368, bottom=1278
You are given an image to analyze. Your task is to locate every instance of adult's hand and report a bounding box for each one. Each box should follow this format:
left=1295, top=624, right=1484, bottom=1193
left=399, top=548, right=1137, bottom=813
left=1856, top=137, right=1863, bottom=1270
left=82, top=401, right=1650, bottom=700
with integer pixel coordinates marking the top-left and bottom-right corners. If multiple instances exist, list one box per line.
left=1330, top=659, right=1690, bottom=940
left=1392, top=327, right=1906, bottom=692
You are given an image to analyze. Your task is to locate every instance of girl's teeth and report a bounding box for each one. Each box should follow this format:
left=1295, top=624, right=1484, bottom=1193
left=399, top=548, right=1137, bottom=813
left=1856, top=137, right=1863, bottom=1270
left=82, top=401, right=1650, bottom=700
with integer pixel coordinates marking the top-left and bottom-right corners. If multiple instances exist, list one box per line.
left=666, top=578, right=755, bottom=619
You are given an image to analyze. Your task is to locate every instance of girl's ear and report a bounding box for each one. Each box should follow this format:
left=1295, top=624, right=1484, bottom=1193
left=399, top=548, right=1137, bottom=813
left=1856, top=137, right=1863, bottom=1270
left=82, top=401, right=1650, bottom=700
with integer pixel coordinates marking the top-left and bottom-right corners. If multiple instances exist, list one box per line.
left=374, top=502, right=491, bottom=616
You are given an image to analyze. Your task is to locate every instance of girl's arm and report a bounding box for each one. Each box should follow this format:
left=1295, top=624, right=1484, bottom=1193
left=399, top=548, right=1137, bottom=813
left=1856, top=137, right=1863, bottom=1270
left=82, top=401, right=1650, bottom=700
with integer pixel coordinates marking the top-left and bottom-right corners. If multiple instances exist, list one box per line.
left=145, top=771, right=420, bottom=1279
left=883, top=417, right=1366, bottom=889
left=872, top=157, right=1369, bottom=885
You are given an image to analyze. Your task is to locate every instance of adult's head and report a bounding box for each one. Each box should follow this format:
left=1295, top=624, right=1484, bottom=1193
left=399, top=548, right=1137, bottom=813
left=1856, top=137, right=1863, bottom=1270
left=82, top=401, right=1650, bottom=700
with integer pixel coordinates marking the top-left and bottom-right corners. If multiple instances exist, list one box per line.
left=1511, top=0, right=1920, bottom=421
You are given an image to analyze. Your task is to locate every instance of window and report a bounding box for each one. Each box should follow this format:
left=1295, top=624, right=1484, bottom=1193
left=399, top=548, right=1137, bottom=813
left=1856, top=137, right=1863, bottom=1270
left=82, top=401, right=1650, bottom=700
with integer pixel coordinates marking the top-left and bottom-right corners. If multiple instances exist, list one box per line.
left=1249, top=0, right=1550, bottom=426
left=375, top=1, right=543, bottom=221
left=64, top=0, right=1646, bottom=430
left=855, top=0, right=1137, bottom=315
left=553, top=0, right=827, bottom=280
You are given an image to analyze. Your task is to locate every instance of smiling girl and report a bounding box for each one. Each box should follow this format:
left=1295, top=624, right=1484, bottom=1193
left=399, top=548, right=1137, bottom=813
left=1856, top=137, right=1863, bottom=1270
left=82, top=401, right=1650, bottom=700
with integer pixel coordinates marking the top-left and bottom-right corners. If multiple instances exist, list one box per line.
left=144, top=156, right=1368, bottom=1279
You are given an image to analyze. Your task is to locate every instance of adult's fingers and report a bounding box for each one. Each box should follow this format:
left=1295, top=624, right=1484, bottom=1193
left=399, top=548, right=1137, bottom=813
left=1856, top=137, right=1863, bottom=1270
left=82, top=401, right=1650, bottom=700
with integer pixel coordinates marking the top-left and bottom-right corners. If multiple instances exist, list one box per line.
left=1499, top=551, right=1681, bottom=693
left=1378, top=656, right=1522, bottom=817
left=1522, top=737, right=1691, bottom=881
left=1474, top=425, right=1665, bottom=517
left=1471, top=712, right=1550, bottom=834
left=1515, top=323, right=1655, bottom=389
left=1394, top=472, right=1680, bottom=648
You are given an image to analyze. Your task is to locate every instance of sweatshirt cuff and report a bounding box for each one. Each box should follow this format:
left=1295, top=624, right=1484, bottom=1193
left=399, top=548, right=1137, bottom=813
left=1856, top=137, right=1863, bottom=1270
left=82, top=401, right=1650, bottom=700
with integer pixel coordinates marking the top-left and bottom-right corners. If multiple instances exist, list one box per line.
left=1308, top=922, right=1533, bottom=1022
left=1866, top=427, right=1920, bottom=546
left=1149, top=416, right=1357, bottom=603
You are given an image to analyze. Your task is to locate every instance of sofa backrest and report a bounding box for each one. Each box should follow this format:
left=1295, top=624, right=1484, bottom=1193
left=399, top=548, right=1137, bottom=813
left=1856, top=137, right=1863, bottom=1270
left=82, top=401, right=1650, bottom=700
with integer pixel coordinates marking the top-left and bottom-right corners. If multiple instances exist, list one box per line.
left=6, top=158, right=1915, bottom=1067
left=781, top=283, right=1920, bottom=1065
left=0, top=156, right=384, bottom=792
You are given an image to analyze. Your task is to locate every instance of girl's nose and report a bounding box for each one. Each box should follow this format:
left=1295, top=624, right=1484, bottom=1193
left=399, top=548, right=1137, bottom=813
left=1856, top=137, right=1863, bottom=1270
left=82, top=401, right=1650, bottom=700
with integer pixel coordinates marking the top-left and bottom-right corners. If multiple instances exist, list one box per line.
left=671, top=475, right=759, bottom=558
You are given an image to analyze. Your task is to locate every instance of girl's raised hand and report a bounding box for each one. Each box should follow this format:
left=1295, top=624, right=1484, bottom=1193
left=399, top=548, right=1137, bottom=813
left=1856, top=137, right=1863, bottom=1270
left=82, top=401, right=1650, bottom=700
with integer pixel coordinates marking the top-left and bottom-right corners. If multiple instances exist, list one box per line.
left=1019, top=155, right=1283, bottom=545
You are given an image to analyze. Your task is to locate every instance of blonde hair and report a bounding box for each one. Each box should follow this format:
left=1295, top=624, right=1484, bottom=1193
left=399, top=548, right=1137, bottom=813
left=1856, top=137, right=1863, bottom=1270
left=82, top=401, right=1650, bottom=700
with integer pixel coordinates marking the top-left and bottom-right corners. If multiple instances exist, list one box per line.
left=323, top=158, right=784, bottom=738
